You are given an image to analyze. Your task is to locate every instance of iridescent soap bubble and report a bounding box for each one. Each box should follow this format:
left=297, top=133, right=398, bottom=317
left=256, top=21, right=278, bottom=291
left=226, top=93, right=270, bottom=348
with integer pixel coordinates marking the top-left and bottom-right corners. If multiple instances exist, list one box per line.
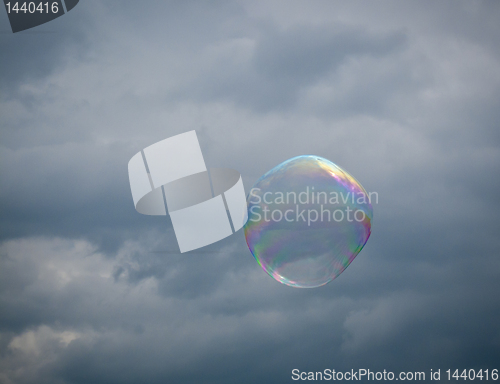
left=244, top=155, right=373, bottom=288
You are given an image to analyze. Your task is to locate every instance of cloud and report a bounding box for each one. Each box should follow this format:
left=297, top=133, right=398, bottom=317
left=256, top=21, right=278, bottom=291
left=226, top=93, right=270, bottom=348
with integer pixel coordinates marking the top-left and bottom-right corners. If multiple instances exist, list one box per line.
left=1, top=230, right=499, bottom=383
left=183, top=23, right=407, bottom=112
left=1, top=1, right=500, bottom=383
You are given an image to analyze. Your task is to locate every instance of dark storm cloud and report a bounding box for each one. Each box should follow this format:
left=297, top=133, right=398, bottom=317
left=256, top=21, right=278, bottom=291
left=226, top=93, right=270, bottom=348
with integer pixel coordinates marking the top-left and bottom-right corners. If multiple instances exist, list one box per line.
left=0, top=140, right=174, bottom=253
left=1, top=0, right=500, bottom=383
left=0, top=232, right=498, bottom=383
left=184, top=24, right=407, bottom=112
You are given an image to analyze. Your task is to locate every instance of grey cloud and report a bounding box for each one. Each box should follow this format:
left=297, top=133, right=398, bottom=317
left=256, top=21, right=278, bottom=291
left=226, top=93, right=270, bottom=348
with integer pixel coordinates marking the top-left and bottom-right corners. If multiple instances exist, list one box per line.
left=0, top=236, right=499, bottom=383
left=185, top=24, right=407, bottom=112
left=1, top=1, right=500, bottom=383
left=253, top=26, right=406, bottom=81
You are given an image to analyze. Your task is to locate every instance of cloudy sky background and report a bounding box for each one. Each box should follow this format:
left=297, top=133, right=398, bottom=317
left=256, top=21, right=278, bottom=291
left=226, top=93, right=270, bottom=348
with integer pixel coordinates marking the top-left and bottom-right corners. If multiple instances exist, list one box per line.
left=1, top=1, right=500, bottom=383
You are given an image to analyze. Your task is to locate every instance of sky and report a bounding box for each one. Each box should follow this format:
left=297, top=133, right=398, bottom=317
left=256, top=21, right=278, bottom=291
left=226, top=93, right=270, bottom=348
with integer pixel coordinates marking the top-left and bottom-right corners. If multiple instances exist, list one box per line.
left=1, top=1, right=500, bottom=383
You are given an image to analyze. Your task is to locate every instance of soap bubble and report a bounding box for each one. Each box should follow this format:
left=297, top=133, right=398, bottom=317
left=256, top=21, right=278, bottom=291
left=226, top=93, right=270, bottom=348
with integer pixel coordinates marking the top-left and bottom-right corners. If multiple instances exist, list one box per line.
left=244, top=155, right=373, bottom=288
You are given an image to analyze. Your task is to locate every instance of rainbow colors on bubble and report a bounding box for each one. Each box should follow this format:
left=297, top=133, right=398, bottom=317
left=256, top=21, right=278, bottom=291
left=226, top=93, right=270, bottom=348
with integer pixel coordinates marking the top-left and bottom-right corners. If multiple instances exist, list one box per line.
left=244, top=155, right=373, bottom=288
